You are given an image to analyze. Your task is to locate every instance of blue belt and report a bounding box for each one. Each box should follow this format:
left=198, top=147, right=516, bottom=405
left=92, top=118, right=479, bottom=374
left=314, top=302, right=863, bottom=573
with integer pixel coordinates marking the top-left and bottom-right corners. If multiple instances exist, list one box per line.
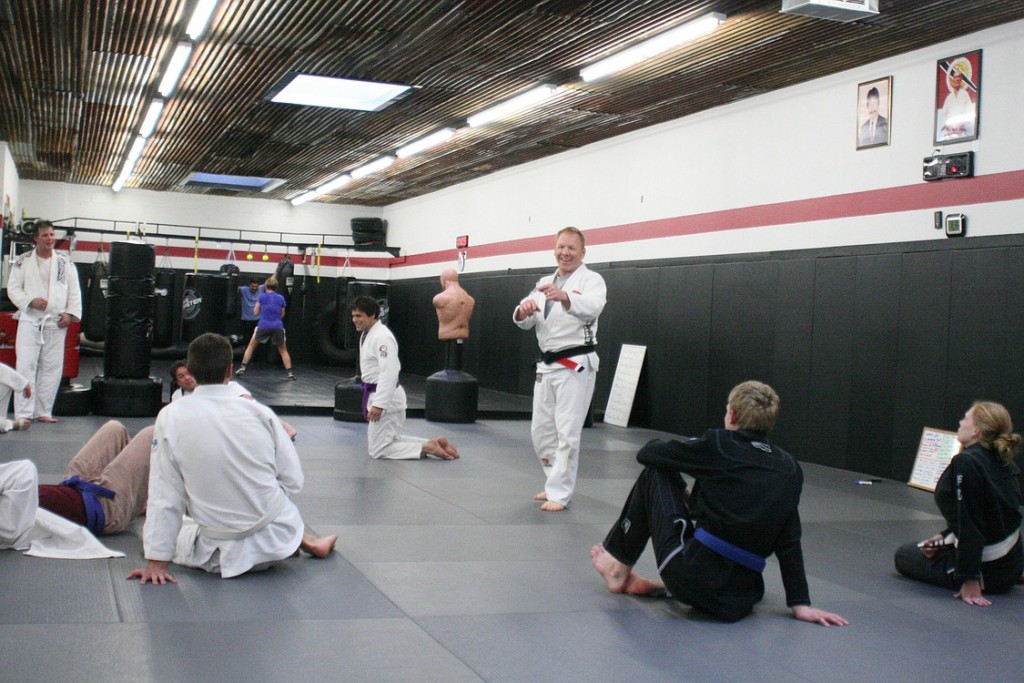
left=60, top=475, right=115, bottom=535
left=694, top=527, right=766, bottom=573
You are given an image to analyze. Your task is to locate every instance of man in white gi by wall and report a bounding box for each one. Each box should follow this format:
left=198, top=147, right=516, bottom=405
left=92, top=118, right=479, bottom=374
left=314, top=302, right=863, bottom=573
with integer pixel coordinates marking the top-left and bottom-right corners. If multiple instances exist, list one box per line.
left=514, top=227, right=606, bottom=511
left=350, top=295, right=459, bottom=460
left=127, top=333, right=335, bottom=584
left=6, top=221, right=82, bottom=423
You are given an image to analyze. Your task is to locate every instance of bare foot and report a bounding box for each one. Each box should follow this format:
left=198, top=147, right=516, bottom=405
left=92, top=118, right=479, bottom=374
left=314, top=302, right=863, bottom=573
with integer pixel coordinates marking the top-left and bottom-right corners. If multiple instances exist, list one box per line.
left=533, top=492, right=548, bottom=501
left=34, top=416, right=57, bottom=423
left=12, top=418, right=31, bottom=431
left=422, top=439, right=458, bottom=460
left=540, top=500, right=566, bottom=511
left=436, top=437, right=459, bottom=459
left=300, top=532, right=338, bottom=559
left=589, top=544, right=665, bottom=596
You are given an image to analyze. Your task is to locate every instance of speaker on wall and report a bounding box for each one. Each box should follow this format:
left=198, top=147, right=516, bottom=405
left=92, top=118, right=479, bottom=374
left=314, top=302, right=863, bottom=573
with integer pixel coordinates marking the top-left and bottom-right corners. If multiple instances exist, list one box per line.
left=351, top=217, right=386, bottom=251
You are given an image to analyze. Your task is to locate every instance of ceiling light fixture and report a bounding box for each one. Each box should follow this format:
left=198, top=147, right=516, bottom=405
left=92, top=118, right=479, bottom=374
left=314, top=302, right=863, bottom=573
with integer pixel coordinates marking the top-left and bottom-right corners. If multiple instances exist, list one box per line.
left=126, top=136, right=148, bottom=164
left=290, top=190, right=318, bottom=206
left=186, top=0, right=219, bottom=40
left=396, top=127, right=457, bottom=158
left=158, top=42, right=193, bottom=97
left=580, top=12, right=726, bottom=82
left=315, top=174, right=352, bottom=195
left=271, top=75, right=411, bottom=111
left=350, top=156, right=395, bottom=179
left=467, top=85, right=559, bottom=127
left=139, top=99, right=165, bottom=138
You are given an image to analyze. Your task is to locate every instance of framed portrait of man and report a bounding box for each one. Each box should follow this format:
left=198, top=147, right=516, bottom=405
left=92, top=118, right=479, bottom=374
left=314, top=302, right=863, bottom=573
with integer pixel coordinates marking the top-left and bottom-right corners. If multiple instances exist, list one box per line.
left=856, top=76, right=892, bottom=150
left=934, top=50, right=982, bottom=145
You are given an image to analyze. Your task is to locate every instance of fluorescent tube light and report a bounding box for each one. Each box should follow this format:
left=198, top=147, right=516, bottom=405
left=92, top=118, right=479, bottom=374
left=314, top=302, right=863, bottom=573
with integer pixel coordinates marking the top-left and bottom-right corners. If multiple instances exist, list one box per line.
left=315, top=174, right=352, bottom=195
left=112, top=168, right=131, bottom=192
left=126, top=136, right=147, bottom=164
left=271, top=75, right=410, bottom=111
left=467, top=85, right=558, bottom=127
left=350, top=156, right=395, bottom=179
left=186, top=0, right=219, bottom=40
left=580, top=12, right=725, bottom=82
left=396, top=128, right=456, bottom=158
left=139, top=99, right=165, bottom=138
left=290, top=190, right=318, bottom=206
left=158, top=42, right=193, bottom=97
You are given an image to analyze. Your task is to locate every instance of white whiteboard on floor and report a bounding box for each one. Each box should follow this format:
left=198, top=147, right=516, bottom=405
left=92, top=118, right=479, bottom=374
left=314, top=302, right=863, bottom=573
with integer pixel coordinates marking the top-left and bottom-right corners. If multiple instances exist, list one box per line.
left=907, top=427, right=961, bottom=492
left=604, top=344, right=646, bottom=428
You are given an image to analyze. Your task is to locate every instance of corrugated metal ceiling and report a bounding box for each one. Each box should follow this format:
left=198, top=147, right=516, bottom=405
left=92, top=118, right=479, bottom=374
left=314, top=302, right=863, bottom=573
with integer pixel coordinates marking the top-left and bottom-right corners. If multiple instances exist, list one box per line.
left=1, top=0, right=1021, bottom=206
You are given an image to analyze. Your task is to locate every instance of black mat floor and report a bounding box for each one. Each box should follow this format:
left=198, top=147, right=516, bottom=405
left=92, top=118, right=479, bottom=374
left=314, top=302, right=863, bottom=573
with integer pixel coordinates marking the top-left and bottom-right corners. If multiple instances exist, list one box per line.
left=3, top=407, right=1024, bottom=681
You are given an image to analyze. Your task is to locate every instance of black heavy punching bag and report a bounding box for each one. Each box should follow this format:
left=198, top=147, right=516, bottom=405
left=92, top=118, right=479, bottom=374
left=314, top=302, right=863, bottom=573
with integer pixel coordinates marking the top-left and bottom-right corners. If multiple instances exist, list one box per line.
left=82, top=253, right=108, bottom=341
left=152, top=269, right=175, bottom=347
left=274, top=255, right=294, bottom=300
left=181, top=273, right=229, bottom=342
left=103, top=241, right=155, bottom=378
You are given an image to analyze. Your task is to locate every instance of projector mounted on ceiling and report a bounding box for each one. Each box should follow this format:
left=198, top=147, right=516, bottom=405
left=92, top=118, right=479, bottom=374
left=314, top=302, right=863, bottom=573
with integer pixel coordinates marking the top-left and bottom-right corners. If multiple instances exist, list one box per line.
left=781, top=0, right=879, bottom=22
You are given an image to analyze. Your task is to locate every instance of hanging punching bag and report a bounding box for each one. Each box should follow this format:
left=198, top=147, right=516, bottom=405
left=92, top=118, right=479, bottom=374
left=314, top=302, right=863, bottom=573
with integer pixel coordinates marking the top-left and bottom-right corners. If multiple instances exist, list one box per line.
left=152, top=269, right=175, bottom=347
left=82, top=257, right=108, bottom=341
left=274, top=255, right=294, bottom=300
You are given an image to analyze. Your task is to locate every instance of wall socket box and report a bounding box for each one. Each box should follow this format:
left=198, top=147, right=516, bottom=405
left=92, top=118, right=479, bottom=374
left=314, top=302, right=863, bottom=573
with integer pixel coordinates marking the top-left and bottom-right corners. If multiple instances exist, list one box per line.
left=945, top=213, right=966, bottom=237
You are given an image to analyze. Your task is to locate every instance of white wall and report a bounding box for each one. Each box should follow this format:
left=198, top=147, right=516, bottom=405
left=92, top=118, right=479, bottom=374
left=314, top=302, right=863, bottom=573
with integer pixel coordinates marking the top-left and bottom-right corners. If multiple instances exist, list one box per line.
left=9, top=19, right=1024, bottom=282
left=0, top=142, right=19, bottom=227
left=382, top=20, right=1024, bottom=279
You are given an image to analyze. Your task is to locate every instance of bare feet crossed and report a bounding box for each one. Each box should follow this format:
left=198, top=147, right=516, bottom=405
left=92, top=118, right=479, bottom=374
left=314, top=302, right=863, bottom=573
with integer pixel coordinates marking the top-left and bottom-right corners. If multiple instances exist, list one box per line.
left=589, top=544, right=665, bottom=596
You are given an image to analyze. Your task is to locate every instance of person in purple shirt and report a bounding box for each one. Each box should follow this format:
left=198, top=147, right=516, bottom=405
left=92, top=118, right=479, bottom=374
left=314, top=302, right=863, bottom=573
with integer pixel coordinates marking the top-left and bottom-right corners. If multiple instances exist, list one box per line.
left=235, top=277, right=295, bottom=380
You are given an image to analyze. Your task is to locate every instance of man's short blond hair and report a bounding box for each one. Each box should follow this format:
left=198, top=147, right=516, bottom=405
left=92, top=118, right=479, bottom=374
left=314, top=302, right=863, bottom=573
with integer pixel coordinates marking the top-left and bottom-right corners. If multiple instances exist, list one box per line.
left=728, top=381, right=780, bottom=433
left=556, top=226, right=585, bottom=248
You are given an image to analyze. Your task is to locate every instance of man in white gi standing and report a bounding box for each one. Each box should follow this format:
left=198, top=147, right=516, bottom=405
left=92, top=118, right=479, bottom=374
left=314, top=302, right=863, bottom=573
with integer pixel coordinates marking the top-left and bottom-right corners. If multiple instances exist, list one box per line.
left=6, top=221, right=82, bottom=423
left=514, top=227, right=606, bottom=511
left=127, top=333, right=335, bottom=584
left=350, top=296, right=459, bottom=460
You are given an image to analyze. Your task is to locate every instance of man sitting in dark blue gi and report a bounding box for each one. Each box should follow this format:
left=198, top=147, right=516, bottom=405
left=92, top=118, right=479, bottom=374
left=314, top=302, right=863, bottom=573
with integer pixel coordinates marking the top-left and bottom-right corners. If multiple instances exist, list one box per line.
left=590, top=380, right=848, bottom=626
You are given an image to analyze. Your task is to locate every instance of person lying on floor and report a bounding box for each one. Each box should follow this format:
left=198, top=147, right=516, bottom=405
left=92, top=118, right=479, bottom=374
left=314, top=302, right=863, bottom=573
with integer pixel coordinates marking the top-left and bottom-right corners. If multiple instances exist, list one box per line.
left=590, top=380, right=848, bottom=626
left=128, top=333, right=336, bottom=584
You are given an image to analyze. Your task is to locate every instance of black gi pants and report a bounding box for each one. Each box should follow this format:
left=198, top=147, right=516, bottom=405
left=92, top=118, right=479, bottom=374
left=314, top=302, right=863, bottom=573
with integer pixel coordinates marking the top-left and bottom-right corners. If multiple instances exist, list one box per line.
left=894, top=537, right=1023, bottom=593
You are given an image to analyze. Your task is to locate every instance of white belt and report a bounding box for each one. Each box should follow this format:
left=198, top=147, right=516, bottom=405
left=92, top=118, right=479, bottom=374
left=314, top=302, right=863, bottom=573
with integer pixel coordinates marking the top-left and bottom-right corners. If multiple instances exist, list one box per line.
left=980, top=529, right=1020, bottom=562
left=198, top=490, right=288, bottom=541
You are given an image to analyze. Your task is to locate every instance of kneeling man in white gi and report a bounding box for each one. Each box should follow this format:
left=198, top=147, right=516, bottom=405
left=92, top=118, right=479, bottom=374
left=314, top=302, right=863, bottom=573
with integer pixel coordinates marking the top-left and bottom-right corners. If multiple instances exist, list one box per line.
left=128, top=333, right=335, bottom=584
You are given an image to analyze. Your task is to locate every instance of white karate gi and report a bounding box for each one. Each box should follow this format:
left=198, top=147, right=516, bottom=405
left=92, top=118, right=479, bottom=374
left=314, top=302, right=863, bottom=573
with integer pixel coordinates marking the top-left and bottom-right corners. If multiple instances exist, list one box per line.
left=0, top=459, right=122, bottom=558
left=359, top=320, right=426, bottom=459
left=0, top=460, right=38, bottom=550
left=514, top=264, right=606, bottom=506
left=144, top=383, right=305, bottom=578
left=0, top=362, right=30, bottom=432
left=6, top=248, right=82, bottom=420
left=171, top=380, right=250, bottom=402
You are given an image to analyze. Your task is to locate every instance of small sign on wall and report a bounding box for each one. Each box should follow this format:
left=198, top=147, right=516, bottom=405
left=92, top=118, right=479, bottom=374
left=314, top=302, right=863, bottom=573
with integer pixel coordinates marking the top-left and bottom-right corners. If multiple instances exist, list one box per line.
left=604, top=344, right=646, bottom=428
left=907, top=427, right=961, bottom=492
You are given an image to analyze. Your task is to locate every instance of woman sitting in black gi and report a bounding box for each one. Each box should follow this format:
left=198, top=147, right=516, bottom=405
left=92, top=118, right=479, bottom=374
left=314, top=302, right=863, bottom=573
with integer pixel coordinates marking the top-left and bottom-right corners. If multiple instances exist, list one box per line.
left=895, top=401, right=1023, bottom=605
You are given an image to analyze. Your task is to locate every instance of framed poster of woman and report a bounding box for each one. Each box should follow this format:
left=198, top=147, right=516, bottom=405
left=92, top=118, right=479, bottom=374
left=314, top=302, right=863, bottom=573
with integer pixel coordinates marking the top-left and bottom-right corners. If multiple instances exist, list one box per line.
left=934, top=50, right=981, bottom=145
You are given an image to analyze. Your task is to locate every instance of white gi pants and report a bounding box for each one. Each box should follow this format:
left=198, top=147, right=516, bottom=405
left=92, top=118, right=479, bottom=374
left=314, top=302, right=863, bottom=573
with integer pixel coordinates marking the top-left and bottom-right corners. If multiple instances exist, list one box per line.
left=0, top=383, right=15, bottom=432
left=0, top=460, right=39, bottom=550
left=15, top=320, right=67, bottom=420
left=531, top=366, right=596, bottom=506
left=367, top=387, right=426, bottom=460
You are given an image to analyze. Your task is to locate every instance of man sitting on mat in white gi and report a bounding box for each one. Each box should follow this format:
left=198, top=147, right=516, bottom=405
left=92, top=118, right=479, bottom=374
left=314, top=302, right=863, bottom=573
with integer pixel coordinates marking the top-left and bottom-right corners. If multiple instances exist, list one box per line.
left=128, top=333, right=335, bottom=584
left=349, top=296, right=459, bottom=460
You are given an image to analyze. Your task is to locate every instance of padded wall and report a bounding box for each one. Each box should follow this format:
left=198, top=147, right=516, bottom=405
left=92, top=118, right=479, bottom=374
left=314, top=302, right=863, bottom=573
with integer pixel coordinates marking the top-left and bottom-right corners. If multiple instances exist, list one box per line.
left=388, top=234, right=1024, bottom=480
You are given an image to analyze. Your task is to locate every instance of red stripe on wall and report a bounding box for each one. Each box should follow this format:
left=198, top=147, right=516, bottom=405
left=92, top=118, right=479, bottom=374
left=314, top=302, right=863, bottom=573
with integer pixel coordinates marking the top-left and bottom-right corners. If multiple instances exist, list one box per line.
left=391, top=169, right=1024, bottom=268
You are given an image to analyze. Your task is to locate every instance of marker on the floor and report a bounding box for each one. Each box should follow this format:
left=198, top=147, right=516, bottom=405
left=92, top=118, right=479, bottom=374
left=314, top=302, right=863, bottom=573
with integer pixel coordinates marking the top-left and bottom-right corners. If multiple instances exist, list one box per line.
left=855, top=478, right=883, bottom=485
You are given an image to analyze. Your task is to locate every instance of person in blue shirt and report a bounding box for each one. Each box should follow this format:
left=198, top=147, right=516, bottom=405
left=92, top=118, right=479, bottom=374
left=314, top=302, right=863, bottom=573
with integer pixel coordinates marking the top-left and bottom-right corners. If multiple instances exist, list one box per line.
left=235, top=277, right=294, bottom=380
left=238, top=277, right=263, bottom=342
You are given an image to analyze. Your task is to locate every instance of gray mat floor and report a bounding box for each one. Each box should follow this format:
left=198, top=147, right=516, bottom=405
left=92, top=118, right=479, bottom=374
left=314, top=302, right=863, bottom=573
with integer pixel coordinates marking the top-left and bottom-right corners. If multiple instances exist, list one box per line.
left=3, top=414, right=1024, bottom=682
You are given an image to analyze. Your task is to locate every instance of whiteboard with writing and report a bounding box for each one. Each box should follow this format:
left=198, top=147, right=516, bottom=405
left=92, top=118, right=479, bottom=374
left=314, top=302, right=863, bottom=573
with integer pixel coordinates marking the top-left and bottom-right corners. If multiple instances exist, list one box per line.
left=907, top=427, right=961, bottom=492
left=604, top=344, right=646, bottom=428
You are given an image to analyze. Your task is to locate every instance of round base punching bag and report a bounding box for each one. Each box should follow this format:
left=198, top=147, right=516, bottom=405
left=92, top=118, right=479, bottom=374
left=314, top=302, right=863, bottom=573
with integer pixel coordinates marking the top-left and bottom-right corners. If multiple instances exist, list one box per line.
left=333, top=377, right=365, bottom=422
left=91, top=376, right=163, bottom=417
left=425, top=369, right=478, bottom=423
left=104, top=241, right=155, bottom=379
